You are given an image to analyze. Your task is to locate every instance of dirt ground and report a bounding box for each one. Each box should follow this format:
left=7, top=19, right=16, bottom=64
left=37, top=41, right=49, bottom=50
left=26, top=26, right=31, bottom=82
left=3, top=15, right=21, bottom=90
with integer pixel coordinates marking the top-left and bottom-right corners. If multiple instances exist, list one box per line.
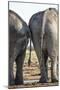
left=11, top=49, right=58, bottom=89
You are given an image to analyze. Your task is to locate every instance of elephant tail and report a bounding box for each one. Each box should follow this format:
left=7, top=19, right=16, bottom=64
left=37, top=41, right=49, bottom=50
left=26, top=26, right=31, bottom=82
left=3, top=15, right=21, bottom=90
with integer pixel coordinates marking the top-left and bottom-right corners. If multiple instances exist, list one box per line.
left=28, top=38, right=31, bottom=67
left=28, top=26, right=32, bottom=67
left=41, top=10, right=47, bottom=49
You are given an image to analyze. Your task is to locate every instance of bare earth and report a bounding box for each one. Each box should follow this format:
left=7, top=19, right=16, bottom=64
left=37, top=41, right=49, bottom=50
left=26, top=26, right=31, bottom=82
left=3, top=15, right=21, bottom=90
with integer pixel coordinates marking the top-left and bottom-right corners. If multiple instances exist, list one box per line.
left=9, top=50, right=58, bottom=89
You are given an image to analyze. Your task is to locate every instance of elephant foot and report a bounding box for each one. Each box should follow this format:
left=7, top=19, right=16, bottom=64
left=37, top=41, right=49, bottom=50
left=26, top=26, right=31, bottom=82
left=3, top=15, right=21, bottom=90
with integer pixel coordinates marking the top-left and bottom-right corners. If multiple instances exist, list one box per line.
left=39, top=77, right=47, bottom=83
left=9, top=80, right=15, bottom=86
left=15, top=79, right=23, bottom=85
left=51, top=78, right=58, bottom=83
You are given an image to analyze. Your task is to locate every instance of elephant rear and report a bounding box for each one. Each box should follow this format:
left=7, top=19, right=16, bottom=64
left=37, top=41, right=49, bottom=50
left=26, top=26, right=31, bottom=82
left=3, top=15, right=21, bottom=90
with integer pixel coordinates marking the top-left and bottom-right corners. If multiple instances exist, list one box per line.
left=9, top=10, right=30, bottom=85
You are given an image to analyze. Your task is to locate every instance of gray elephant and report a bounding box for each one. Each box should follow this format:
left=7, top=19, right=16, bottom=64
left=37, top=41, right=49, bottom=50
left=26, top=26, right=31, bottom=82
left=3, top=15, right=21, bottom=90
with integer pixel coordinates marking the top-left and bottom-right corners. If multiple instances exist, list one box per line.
left=9, top=10, right=30, bottom=85
left=29, top=8, right=58, bottom=83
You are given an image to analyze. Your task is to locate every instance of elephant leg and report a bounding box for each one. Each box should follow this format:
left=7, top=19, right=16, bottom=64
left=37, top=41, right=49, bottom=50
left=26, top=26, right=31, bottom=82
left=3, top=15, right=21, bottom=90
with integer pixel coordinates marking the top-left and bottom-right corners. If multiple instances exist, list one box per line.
left=51, top=56, right=58, bottom=82
left=9, top=47, right=20, bottom=85
left=15, top=51, right=25, bottom=85
left=9, top=40, right=25, bottom=85
left=9, top=58, right=15, bottom=85
left=32, top=34, right=47, bottom=83
left=43, top=50, right=48, bottom=80
left=39, top=53, right=47, bottom=83
left=14, top=37, right=28, bottom=85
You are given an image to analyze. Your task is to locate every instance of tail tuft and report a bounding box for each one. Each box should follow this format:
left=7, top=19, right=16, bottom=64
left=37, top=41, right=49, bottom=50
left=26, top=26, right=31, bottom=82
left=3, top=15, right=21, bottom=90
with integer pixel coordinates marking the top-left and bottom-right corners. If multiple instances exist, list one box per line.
left=28, top=57, right=31, bottom=67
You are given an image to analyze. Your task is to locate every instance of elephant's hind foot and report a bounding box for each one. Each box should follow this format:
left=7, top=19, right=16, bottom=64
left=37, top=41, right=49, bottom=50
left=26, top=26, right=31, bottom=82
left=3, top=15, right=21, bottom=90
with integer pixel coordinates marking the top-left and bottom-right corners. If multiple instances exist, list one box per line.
left=9, top=80, right=15, bottom=86
left=39, top=77, right=47, bottom=83
left=51, top=78, right=58, bottom=83
left=15, top=79, right=23, bottom=85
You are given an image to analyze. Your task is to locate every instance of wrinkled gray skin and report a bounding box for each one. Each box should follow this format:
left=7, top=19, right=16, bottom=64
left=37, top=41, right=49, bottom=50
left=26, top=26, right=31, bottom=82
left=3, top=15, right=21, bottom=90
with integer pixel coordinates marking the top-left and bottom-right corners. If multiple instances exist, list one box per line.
left=29, top=8, right=58, bottom=83
left=9, top=10, right=30, bottom=85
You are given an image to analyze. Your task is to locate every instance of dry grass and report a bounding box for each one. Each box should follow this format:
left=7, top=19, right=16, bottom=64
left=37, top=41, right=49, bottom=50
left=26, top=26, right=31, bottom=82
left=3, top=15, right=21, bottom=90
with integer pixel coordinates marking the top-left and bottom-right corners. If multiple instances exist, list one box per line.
left=8, top=82, right=58, bottom=89
left=23, top=50, right=52, bottom=82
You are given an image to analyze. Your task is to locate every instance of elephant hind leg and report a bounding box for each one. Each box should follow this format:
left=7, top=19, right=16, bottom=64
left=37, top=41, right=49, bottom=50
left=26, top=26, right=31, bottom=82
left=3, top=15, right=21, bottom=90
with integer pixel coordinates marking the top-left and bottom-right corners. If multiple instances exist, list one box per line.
left=9, top=58, right=15, bottom=86
left=43, top=50, right=48, bottom=80
left=15, top=52, right=25, bottom=85
left=39, top=50, right=48, bottom=83
left=50, top=55, right=58, bottom=82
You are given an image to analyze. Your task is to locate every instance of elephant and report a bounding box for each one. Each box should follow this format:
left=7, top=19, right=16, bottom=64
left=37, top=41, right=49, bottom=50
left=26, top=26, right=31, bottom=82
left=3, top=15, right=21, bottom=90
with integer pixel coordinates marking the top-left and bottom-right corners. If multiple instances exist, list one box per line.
left=9, top=10, right=30, bottom=85
left=29, top=8, right=58, bottom=83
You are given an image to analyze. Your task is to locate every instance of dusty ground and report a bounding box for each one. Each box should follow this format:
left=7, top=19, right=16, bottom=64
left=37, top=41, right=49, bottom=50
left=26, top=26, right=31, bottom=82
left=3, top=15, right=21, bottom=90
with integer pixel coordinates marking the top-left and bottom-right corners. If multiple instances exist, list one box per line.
left=11, top=49, right=58, bottom=89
